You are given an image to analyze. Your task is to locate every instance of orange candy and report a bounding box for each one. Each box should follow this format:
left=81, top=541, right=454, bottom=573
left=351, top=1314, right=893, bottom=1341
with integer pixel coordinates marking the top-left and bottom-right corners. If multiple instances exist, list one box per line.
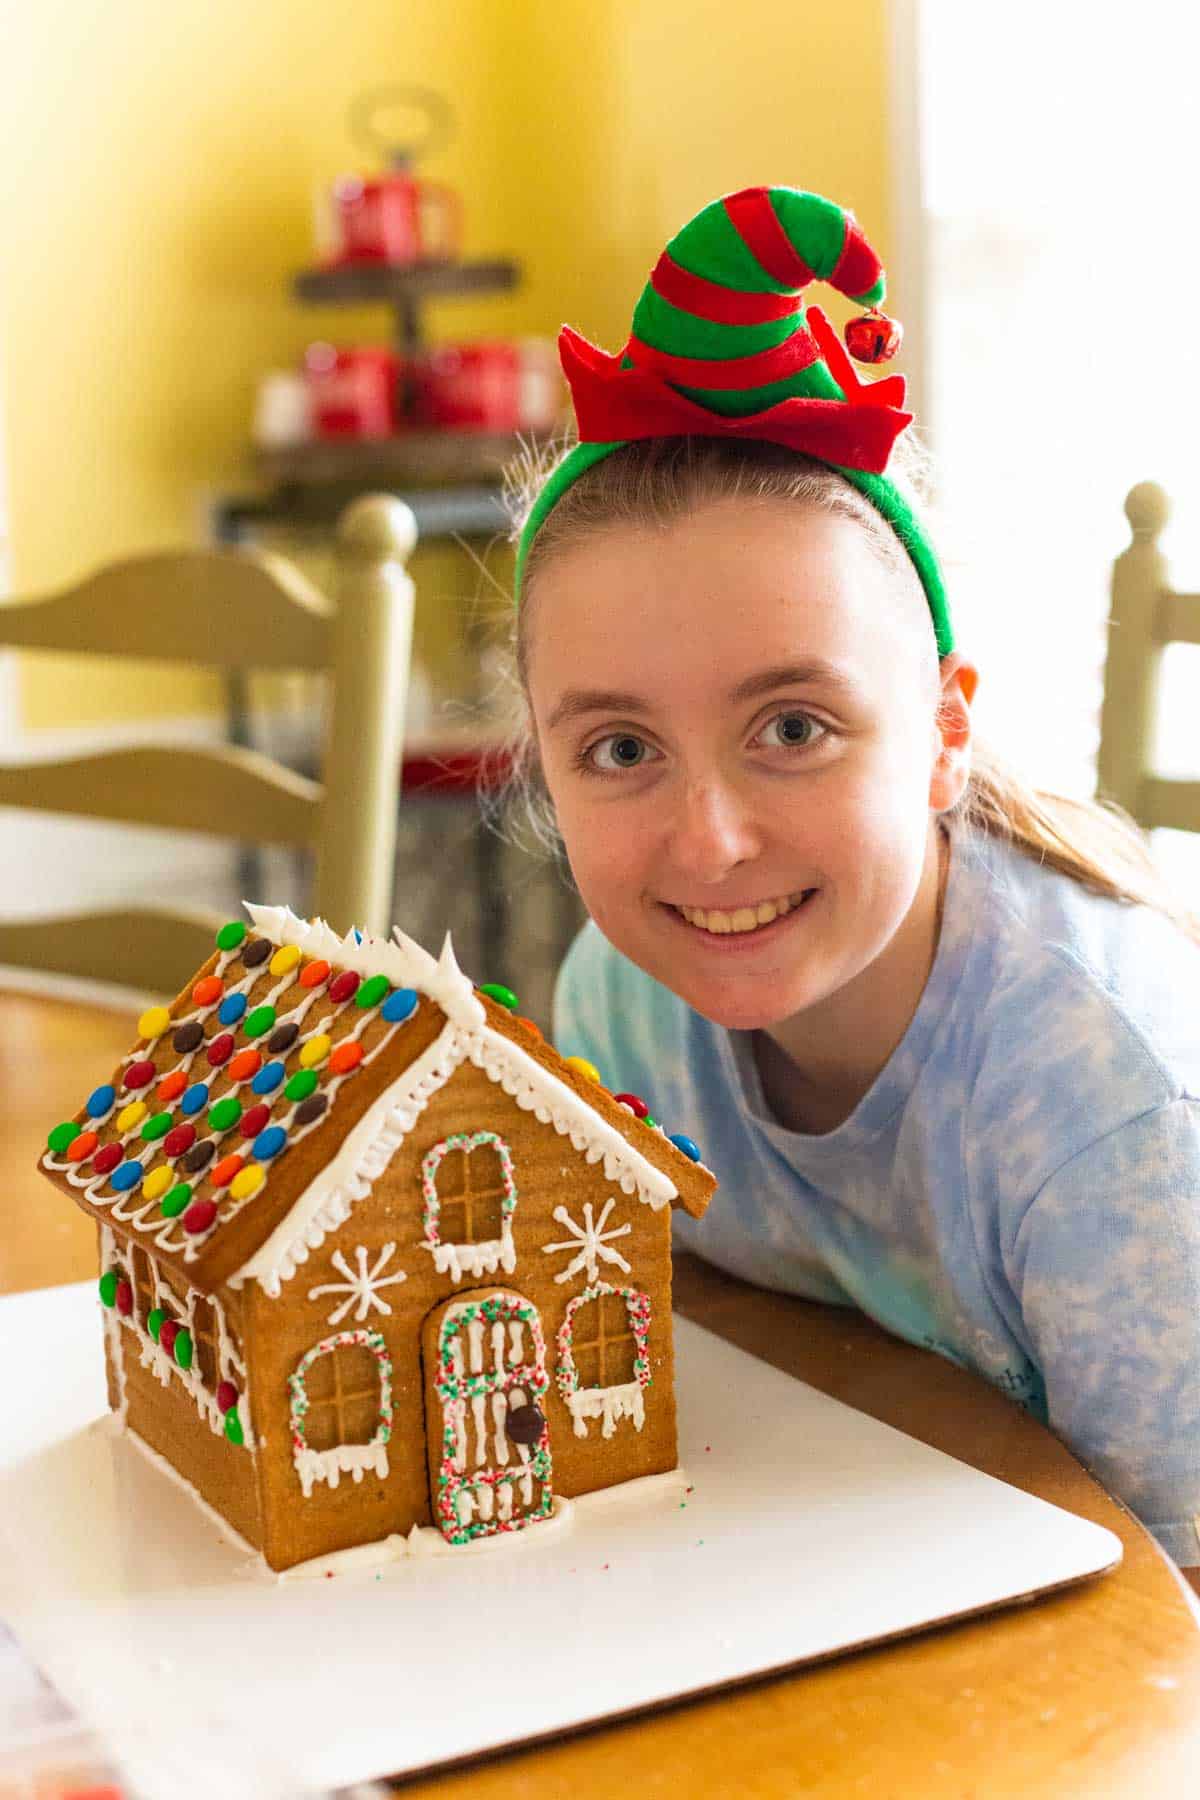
left=300, top=959, right=331, bottom=989
left=211, top=1153, right=245, bottom=1188
left=328, top=1040, right=363, bottom=1075
left=192, top=976, right=223, bottom=1007
left=67, top=1130, right=99, bottom=1162
left=156, top=1070, right=187, bottom=1103
left=516, top=1016, right=542, bottom=1038
left=228, top=1048, right=262, bottom=1083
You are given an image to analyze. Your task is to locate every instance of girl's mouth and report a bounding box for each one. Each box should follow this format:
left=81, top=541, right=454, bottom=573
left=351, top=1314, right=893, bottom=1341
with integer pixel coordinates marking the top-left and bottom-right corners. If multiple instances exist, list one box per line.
left=667, top=888, right=818, bottom=939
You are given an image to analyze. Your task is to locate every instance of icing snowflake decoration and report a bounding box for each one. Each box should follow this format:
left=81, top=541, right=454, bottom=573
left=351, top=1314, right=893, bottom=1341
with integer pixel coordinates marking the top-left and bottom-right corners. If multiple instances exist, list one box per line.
left=541, top=1198, right=632, bottom=1286
left=307, top=1242, right=408, bottom=1325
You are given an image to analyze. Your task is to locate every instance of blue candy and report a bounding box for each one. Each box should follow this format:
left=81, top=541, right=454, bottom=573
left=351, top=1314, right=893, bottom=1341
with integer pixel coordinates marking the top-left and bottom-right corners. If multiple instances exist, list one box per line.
left=180, top=1082, right=209, bottom=1117
left=252, top=1060, right=286, bottom=1095
left=253, top=1125, right=288, bottom=1160
left=218, top=993, right=248, bottom=1026
left=381, top=987, right=419, bottom=1025
left=86, top=1083, right=115, bottom=1119
left=668, top=1132, right=702, bottom=1163
left=110, top=1160, right=144, bottom=1192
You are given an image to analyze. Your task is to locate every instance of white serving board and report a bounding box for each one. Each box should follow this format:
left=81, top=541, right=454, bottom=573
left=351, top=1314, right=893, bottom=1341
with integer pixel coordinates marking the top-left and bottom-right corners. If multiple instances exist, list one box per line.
left=0, top=1282, right=1120, bottom=1798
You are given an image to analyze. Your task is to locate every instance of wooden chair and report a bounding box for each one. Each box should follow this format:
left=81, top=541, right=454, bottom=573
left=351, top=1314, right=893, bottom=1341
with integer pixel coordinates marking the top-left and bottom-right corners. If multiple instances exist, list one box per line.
left=0, top=493, right=416, bottom=995
left=1097, top=481, right=1200, bottom=833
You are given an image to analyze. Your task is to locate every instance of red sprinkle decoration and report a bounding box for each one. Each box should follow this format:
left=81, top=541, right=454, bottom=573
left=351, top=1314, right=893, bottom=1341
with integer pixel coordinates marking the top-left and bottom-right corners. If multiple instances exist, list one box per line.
left=115, top=1278, right=133, bottom=1317
left=216, top=1379, right=239, bottom=1412
left=163, top=1122, right=196, bottom=1159
left=156, top=1070, right=187, bottom=1103
left=93, top=1143, right=123, bottom=1176
left=300, top=959, right=331, bottom=989
left=211, top=1153, right=244, bottom=1188
left=228, top=1048, right=262, bottom=1083
left=183, top=1198, right=218, bottom=1235
left=206, top=1033, right=235, bottom=1068
left=328, top=970, right=360, bottom=1004
left=239, top=1103, right=271, bottom=1139
left=192, top=975, right=223, bottom=1007
left=123, top=1060, right=156, bottom=1091
left=329, top=1040, right=363, bottom=1075
left=160, top=1318, right=180, bottom=1355
left=614, top=1092, right=649, bottom=1119
left=67, top=1130, right=99, bottom=1163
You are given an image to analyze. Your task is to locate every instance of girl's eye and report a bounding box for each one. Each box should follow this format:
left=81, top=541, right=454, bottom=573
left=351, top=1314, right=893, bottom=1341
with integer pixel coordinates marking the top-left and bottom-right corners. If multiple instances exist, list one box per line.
left=757, top=710, right=825, bottom=750
left=586, top=732, right=658, bottom=773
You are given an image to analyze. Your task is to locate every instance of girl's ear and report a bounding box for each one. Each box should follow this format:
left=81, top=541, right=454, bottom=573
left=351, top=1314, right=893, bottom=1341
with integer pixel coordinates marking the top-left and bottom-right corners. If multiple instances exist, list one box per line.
left=930, top=652, right=978, bottom=811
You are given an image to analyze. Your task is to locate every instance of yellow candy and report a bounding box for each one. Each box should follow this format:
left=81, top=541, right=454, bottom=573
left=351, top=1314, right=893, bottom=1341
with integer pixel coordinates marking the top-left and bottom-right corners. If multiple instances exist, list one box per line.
left=300, top=1034, right=331, bottom=1068
left=138, top=1004, right=171, bottom=1041
left=565, top=1055, right=601, bottom=1083
left=270, top=944, right=302, bottom=978
left=116, top=1101, right=147, bottom=1132
left=142, top=1166, right=172, bottom=1201
left=230, top=1164, right=265, bottom=1201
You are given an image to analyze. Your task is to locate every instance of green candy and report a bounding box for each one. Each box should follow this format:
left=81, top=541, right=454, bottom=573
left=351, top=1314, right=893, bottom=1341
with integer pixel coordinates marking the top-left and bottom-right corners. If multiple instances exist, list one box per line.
left=644, top=1115, right=659, bottom=1130
left=173, top=1328, right=193, bottom=1371
left=479, top=982, right=519, bottom=1012
left=98, top=1270, right=119, bottom=1308
left=140, top=1111, right=173, bottom=1142
left=243, top=1004, right=276, bottom=1038
left=216, top=920, right=247, bottom=950
left=161, top=1183, right=191, bottom=1218
left=147, top=1307, right=166, bottom=1341
left=208, top=1096, right=242, bottom=1132
left=224, top=1407, right=244, bottom=1447
left=285, top=1068, right=318, bottom=1102
left=47, top=1120, right=81, bottom=1155
left=356, top=974, right=389, bottom=1010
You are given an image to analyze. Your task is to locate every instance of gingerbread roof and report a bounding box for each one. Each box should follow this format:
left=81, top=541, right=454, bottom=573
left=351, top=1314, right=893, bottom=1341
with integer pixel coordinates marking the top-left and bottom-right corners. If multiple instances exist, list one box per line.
left=38, top=906, right=716, bottom=1296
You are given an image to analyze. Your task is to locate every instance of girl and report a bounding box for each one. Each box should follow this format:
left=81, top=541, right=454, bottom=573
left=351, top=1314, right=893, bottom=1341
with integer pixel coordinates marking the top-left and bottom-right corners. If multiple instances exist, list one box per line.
left=501, top=185, right=1200, bottom=1583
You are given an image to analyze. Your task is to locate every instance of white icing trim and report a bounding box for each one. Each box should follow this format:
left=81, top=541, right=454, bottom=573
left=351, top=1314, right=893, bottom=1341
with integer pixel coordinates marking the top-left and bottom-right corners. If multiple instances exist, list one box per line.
left=294, top=1440, right=390, bottom=1498
left=566, top=1379, right=646, bottom=1439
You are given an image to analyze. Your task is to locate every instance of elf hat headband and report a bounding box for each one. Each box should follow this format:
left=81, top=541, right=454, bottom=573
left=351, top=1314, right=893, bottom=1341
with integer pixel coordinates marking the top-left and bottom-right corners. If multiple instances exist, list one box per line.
left=515, top=185, right=953, bottom=657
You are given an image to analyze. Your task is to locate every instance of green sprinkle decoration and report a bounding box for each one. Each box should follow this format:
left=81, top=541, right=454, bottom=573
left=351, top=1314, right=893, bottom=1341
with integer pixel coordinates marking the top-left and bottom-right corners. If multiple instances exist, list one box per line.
left=47, top=1120, right=81, bottom=1155
left=147, top=1307, right=166, bottom=1341
left=98, top=1270, right=119, bottom=1308
left=356, top=974, right=389, bottom=1009
left=161, top=1182, right=191, bottom=1218
left=285, top=1068, right=318, bottom=1103
left=479, top=982, right=519, bottom=1011
left=173, top=1328, right=193, bottom=1371
left=224, top=1407, right=244, bottom=1447
left=244, top=1004, right=276, bottom=1038
left=140, top=1111, right=173, bottom=1142
left=208, top=1096, right=242, bottom=1132
left=216, top=920, right=246, bottom=951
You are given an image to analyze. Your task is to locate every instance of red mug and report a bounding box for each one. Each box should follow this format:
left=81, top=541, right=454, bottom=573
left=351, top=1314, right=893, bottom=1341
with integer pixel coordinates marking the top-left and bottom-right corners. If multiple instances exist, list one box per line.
left=327, top=171, right=462, bottom=267
left=304, top=344, right=402, bottom=440
left=410, top=339, right=561, bottom=433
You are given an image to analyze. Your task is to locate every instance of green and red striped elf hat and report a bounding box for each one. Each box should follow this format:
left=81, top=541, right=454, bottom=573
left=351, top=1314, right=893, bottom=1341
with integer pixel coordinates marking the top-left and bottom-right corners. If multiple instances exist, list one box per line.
left=515, top=184, right=952, bottom=656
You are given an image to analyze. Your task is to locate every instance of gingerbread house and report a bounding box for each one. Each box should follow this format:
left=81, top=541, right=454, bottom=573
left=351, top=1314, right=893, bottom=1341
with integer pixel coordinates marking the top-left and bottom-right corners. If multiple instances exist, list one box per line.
left=37, top=906, right=716, bottom=1572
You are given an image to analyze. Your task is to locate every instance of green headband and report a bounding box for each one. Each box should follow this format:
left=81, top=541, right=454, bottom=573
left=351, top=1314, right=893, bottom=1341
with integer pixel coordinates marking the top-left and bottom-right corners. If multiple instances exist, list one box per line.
left=514, top=185, right=953, bottom=658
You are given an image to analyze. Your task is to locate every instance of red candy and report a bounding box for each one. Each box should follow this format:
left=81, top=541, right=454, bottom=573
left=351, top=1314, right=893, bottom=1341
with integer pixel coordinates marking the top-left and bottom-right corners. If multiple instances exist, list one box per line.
left=115, top=1278, right=133, bottom=1317
left=211, top=1153, right=243, bottom=1188
left=228, top=1048, right=262, bottom=1083
left=329, top=1040, right=363, bottom=1075
left=123, top=1059, right=156, bottom=1090
left=239, top=1103, right=270, bottom=1139
left=329, top=970, right=360, bottom=1004
left=66, top=1130, right=99, bottom=1163
left=216, top=1380, right=239, bottom=1412
left=206, top=1033, right=235, bottom=1068
left=163, top=1122, right=196, bottom=1159
left=159, top=1318, right=180, bottom=1355
left=300, top=959, right=331, bottom=990
left=613, top=1092, right=649, bottom=1119
left=93, top=1143, right=123, bottom=1176
left=192, top=975, right=224, bottom=1007
left=183, top=1198, right=218, bottom=1235
left=156, top=1070, right=187, bottom=1103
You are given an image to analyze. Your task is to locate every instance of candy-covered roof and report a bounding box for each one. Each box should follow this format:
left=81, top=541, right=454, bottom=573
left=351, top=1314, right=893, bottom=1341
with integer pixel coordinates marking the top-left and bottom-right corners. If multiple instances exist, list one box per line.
left=38, top=907, right=715, bottom=1297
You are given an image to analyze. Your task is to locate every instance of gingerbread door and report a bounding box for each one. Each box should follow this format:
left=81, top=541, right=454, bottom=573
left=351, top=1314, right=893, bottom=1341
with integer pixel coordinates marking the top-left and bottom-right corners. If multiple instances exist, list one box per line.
left=422, top=1289, right=553, bottom=1544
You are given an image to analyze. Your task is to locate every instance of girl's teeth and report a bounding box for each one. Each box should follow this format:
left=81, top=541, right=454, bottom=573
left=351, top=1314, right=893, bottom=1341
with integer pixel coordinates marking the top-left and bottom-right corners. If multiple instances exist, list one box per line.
left=679, top=893, right=806, bottom=935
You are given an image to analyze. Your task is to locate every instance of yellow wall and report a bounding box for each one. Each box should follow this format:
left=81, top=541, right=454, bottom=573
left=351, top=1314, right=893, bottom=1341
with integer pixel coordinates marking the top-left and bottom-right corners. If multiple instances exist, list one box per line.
left=2, top=0, right=892, bottom=732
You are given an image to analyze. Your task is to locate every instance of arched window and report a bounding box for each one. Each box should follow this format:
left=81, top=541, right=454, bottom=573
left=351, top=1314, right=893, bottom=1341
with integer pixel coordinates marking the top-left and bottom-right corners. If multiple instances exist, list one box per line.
left=288, top=1330, right=393, bottom=1498
left=556, top=1283, right=653, bottom=1439
left=420, top=1131, right=517, bottom=1283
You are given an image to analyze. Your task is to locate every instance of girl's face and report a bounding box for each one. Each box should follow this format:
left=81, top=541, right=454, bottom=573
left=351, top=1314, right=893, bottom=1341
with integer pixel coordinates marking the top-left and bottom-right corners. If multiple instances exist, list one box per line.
left=526, top=497, right=972, bottom=1035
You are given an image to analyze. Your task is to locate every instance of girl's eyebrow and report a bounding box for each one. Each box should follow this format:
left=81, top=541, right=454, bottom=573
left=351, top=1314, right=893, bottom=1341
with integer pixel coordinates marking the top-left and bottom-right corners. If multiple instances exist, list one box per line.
left=546, top=660, right=859, bottom=730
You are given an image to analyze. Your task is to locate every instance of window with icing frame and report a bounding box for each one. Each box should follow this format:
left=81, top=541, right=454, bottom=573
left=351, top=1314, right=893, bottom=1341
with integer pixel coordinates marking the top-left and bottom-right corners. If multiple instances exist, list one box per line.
left=567, top=1288, right=638, bottom=1389
left=299, top=1339, right=385, bottom=1453
left=420, top=1131, right=518, bottom=1278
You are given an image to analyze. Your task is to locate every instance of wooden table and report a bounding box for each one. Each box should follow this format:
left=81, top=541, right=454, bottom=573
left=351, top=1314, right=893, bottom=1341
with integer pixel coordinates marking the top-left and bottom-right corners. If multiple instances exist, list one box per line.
left=6, top=981, right=1200, bottom=1797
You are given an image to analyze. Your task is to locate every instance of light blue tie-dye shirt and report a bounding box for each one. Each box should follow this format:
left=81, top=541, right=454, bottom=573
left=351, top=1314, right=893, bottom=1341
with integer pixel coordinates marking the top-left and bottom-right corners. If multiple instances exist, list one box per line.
left=553, top=824, right=1200, bottom=1568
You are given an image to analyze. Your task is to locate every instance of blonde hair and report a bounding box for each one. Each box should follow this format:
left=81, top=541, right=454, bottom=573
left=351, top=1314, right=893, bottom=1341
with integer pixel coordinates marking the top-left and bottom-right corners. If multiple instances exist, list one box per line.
left=496, top=432, right=1200, bottom=946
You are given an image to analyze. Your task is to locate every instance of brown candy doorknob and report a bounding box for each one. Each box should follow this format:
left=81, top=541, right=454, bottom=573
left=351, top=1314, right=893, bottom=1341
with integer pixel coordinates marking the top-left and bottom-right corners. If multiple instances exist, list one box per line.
left=506, top=1403, right=546, bottom=1446
left=844, top=308, right=903, bottom=364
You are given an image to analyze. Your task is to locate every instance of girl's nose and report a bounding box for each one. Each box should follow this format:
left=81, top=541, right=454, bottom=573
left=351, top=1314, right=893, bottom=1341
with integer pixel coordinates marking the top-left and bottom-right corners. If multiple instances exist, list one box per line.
left=664, top=776, right=763, bottom=886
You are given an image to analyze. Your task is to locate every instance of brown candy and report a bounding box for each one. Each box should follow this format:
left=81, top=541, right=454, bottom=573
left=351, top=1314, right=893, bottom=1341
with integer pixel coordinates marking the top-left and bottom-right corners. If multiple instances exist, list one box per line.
left=181, top=1139, right=217, bottom=1174
left=242, top=938, right=271, bottom=968
left=505, top=1403, right=546, bottom=1447
left=172, top=1021, right=203, bottom=1054
left=267, top=1022, right=299, bottom=1054
left=293, top=1094, right=329, bottom=1127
